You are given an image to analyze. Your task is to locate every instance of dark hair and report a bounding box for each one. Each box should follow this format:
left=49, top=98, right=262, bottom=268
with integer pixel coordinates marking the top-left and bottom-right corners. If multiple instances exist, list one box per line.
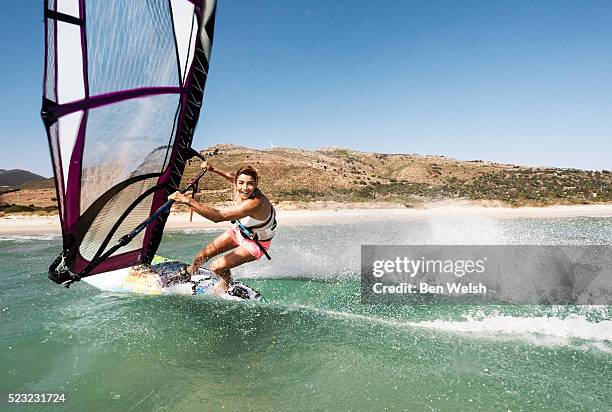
left=234, top=165, right=259, bottom=184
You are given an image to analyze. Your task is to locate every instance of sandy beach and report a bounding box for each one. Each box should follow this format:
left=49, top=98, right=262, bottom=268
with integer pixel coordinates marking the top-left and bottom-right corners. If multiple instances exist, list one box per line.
left=0, top=201, right=610, bottom=235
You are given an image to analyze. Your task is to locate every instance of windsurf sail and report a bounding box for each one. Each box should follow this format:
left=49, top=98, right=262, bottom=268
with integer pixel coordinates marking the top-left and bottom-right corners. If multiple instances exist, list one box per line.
left=41, top=0, right=217, bottom=284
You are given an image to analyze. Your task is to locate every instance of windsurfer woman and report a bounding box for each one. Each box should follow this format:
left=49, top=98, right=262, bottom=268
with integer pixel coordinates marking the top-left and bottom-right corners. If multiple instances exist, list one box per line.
left=168, top=162, right=276, bottom=294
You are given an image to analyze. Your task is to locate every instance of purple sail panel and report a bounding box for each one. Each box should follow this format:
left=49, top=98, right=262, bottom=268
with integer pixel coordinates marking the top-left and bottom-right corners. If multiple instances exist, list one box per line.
left=42, top=0, right=217, bottom=280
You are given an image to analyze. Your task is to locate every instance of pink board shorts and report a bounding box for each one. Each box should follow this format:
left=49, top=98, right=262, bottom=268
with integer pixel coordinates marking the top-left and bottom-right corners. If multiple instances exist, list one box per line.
left=226, top=226, right=272, bottom=260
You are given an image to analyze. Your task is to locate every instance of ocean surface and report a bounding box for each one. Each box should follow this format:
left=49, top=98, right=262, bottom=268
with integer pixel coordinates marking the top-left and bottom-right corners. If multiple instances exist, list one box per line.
left=1, top=216, right=611, bottom=411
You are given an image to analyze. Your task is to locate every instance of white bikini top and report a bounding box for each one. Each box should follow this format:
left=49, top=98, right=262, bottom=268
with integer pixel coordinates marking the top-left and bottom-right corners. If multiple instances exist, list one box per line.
left=235, top=206, right=277, bottom=241
left=233, top=189, right=277, bottom=241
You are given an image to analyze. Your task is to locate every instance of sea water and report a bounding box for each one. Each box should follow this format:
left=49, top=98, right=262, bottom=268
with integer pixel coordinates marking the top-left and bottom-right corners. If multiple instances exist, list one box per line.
left=1, top=217, right=611, bottom=410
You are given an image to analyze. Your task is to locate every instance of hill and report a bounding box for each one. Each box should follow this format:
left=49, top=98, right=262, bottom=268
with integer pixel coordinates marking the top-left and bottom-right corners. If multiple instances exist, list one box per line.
left=180, top=145, right=612, bottom=207
left=0, top=169, right=47, bottom=187
left=1, top=145, right=611, bottom=216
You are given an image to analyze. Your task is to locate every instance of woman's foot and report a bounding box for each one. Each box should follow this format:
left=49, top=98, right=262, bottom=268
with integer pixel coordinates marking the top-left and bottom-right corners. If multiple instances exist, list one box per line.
left=179, top=266, right=192, bottom=281
left=212, top=276, right=231, bottom=295
left=161, top=266, right=191, bottom=287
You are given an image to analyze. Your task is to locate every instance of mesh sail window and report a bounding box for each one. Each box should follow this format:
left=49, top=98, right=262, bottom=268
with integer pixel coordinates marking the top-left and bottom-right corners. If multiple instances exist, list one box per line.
left=42, top=0, right=217, bottom=280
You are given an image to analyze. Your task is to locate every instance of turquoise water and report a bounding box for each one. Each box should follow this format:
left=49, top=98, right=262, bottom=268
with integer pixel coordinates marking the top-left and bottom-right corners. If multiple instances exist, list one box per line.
left=1, top=217, right=611, bottom=410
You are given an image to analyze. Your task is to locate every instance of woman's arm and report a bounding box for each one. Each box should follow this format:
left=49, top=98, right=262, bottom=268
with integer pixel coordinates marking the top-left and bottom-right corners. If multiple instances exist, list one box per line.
left=168, top=191, right=256, bottom=223
left=203, top=161, right=235, bottom=183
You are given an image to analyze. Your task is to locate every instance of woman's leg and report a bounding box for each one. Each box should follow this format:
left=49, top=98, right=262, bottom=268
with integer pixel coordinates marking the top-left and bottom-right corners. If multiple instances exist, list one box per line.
left=188, top=231, right=237, bottom=274
left=210, top=246, right=257, bottom=293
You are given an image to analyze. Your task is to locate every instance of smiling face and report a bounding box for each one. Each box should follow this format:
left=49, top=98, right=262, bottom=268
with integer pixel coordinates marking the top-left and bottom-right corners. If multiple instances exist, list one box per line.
left=236, top=173, right=257, bottom=200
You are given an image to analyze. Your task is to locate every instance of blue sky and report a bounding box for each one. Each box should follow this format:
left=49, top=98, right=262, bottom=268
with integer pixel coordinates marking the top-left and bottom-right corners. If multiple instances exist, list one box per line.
left=1, top=0, right=611, bottom=177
